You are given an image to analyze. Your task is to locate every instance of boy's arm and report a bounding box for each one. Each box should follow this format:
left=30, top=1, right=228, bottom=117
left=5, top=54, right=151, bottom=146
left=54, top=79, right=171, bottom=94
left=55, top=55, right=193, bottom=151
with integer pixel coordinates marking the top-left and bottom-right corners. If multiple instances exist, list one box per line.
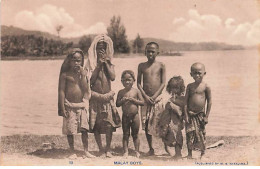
left=79, top=66, right=89, bottom=93
left=116, top=90, right=127, bottom=107
left=204, top=84, right=212, bottom=124
left=184, top=84, right=190, bottom=123
left=104, top=61, right=115, bottom=81
left=137, top=64, right=153, bottom=104
left=151, top=63, right=166, bottom=100
left=58, top=73, right=67, bottom=118
left=90, top=63, right=102, bottom=86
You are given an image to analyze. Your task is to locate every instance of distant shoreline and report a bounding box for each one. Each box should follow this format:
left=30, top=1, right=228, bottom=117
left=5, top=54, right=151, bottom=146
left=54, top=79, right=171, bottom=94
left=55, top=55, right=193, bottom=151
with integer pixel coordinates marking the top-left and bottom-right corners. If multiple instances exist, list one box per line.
left=0, top=49, right=252, bottom=61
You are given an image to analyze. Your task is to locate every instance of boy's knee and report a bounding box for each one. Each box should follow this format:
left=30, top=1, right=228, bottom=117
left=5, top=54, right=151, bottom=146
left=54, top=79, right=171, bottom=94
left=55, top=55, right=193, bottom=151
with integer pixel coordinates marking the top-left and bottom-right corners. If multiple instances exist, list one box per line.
left=123, top=133, right=130, bottom=139
left=131, top=133, right=138, bottom=140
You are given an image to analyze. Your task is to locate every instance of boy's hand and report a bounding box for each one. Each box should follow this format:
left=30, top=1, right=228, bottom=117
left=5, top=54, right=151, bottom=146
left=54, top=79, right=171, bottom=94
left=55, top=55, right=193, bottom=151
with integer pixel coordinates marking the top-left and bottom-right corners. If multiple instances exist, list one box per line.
left=61, top=110, right=68, bottom=118
left=121, top=97, right=129, bottom=103
left=79, top=66, right=87, bottom=76
left=98, top=49, right=108, bottom=62
left=185, top=116, right=190, bottom=124
left=203, top=117, right=208, bottom=124
left=144, top=95, right=155, bottom=105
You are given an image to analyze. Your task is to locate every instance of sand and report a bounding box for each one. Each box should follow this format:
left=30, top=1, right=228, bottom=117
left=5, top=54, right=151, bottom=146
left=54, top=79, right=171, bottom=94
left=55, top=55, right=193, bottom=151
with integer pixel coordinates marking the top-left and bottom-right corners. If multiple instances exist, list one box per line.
left=1, top=134, right=259, bottom=166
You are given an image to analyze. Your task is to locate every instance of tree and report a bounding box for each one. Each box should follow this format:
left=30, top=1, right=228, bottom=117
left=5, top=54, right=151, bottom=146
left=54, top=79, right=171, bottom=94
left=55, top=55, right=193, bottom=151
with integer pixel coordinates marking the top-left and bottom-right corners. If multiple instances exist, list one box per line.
left=56, top=25, right=63, bottom=38
left=78, top=35, right=92, bottom=54
left=133, top=34, right=144, bottom=53
left=107, top=16, right=130, bottom=53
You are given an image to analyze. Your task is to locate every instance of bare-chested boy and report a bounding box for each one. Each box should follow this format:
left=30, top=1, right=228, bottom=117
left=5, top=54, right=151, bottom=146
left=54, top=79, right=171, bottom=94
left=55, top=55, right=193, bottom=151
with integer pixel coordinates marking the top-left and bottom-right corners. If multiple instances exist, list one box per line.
left=184, top=62, right=212, bottom=159
left=137, top=42, right=166, bottom=156
left=86, top=34, right=119, bottom=158
left=116, top=70, right=144, bottom=158
left=58, top=48, right=95, bottom=158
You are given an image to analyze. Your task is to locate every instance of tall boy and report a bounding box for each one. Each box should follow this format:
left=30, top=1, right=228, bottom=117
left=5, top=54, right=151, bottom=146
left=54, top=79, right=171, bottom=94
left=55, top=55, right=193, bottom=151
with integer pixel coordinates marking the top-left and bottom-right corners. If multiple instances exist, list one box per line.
left=86, top=34, right=119, bottom=158
left=137, top=42, right=166, bottom=156
left=184, top=62, right=212, bottom=159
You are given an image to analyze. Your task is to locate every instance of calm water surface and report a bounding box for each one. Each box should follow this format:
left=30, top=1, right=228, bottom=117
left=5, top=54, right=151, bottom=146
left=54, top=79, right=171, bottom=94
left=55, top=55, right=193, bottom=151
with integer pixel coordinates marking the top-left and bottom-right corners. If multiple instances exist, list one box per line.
left=1, top=50, right=259, bottom=136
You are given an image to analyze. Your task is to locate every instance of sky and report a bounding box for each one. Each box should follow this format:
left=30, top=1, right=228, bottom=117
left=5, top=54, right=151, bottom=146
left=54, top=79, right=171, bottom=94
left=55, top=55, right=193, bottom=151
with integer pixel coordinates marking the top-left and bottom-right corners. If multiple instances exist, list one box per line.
left=1, top=0, right=260, bottom=45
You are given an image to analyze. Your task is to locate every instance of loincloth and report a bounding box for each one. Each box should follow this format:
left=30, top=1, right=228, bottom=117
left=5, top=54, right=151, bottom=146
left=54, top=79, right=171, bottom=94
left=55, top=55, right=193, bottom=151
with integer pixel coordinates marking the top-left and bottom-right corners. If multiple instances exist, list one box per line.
left=62, top=99, right=89, bottom=135
left=141, top=95, right=164, bottom=137
left=89, top=91, right=121, bottom=133
left=159, top=100, right=184, bottom=147
left=186, top=111, right=206, bottom=151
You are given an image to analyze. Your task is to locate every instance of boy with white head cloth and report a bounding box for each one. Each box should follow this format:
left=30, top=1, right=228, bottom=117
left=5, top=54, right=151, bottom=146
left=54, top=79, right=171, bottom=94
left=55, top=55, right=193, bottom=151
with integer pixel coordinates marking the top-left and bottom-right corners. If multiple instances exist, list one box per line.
left=85, top=34, right=120, bottom=158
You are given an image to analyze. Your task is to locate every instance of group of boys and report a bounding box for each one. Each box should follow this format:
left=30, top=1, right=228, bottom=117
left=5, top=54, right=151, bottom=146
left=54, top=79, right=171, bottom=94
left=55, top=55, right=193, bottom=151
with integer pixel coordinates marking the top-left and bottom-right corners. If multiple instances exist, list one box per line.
left=58, top=34, right=212, bottom=160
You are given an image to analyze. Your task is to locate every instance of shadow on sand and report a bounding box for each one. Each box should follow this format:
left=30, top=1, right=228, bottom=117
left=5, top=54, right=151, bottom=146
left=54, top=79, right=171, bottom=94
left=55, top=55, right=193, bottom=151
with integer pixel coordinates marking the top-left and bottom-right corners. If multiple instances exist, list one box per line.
left=28, top=146, right=174, bottom=161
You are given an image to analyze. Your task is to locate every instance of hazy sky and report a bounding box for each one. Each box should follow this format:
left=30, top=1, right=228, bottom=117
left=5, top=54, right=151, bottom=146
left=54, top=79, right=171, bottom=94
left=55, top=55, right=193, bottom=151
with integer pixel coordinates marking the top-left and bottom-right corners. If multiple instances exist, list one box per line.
left=1, top=0, right=260, bottom=45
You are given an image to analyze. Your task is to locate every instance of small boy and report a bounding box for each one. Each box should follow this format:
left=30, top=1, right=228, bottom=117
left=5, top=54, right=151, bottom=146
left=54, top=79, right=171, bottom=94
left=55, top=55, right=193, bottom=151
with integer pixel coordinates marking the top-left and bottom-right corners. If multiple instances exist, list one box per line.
left=116, top=70, right=144, bottom=158
left=58, top=48, right=95, bottom=158
left=137, top=42, right=166, bottom=156
left=184, top=62, right=212, bottom=159
left=160, top=76, right=185, bottom=160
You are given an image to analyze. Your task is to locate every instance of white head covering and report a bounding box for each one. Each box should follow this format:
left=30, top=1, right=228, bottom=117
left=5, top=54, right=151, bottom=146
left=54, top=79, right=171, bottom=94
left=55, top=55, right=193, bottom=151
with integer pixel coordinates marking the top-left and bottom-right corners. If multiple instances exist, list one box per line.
left=84, top=34, right=114, bottom=74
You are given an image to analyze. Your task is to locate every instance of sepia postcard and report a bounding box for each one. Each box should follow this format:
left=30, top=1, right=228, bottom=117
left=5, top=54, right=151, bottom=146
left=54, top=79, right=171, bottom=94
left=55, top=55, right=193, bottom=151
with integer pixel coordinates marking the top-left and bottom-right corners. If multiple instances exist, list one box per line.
left=0, top=0, right=259, bottom=166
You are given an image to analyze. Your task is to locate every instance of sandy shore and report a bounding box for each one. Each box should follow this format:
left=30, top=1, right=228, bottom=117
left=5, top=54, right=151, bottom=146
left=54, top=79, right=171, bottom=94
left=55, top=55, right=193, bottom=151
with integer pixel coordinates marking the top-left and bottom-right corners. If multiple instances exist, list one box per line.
left=1, top=134, right=259, bottom=166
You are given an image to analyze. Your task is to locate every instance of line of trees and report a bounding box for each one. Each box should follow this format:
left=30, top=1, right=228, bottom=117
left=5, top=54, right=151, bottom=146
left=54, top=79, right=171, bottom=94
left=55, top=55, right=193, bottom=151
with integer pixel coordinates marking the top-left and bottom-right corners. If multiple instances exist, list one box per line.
left=1, top=35, right=73, bottom=57
left=1, top=16, right=144, bottom=57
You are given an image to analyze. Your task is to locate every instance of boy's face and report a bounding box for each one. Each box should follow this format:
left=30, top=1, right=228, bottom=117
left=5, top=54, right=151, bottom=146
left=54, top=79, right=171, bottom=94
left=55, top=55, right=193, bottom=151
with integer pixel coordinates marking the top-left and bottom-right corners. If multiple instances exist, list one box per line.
left=190, top=64, right=206, bottom=82
left=146, top=44, right=159, bottom=62
left=170, top=86, right=181, bottom=96
left=121, top=73, right=134, bottom=89
left=96, top=41, right=107, bottom=61
left=70, top=52, right=83, bottom=72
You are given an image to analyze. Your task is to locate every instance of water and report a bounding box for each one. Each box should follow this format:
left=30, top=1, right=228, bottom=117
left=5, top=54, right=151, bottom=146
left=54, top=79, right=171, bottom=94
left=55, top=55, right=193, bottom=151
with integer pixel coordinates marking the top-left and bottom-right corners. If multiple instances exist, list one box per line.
left=1, top=50, right=259, bottom=136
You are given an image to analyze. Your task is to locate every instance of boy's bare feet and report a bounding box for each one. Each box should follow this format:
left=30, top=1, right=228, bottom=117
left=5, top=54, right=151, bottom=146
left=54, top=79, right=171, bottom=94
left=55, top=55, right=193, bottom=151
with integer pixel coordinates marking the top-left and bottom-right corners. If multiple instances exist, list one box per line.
left=135, top=151, right=140, bottom=158
left=146, top=149, right=154, bottom=156
left=68, top=153, right=77, bottom=160
left=185, top=155, right=194, bottom=160
left=123, top=152, right=128, bottom=158
left=83, top=151, right=95, bottom=158
left=106, top=151, right=113, bottom=158
left=172, top=154, right=182, bottom=161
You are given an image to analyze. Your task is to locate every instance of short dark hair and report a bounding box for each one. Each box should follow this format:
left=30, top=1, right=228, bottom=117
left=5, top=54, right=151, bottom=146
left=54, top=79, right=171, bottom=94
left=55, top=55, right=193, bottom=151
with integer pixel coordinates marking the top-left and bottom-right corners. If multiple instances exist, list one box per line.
left=166, top=76, right=185, bottom=96
left=145, top=42, right=159, bottom=51
left=121, top=70, right=135, bottom=81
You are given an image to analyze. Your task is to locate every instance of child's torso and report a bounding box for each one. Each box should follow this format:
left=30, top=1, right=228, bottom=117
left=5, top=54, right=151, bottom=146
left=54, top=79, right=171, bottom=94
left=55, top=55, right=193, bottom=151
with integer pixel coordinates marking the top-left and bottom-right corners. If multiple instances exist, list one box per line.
left=65, top=72, right=84, bottom=103
left=92, top=68, right=111, bottom=94
left=122, top=88, right=139, bottom=116
left=142, top=62, right=163, bottom=96
left=188, top=82, right=207, bottom=112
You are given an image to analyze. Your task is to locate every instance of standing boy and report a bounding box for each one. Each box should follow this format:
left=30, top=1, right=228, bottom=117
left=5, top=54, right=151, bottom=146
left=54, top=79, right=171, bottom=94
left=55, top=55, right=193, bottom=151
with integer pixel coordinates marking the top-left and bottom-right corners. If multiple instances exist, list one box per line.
left=58, top=48, right=94, bottom=158
left=116, top=70, right=144, bottom=158
left=137, top=42, right=166, bottom=156
left=86, top=34, right=119, bottom=158
left=184, top=62, right=212, bottom=159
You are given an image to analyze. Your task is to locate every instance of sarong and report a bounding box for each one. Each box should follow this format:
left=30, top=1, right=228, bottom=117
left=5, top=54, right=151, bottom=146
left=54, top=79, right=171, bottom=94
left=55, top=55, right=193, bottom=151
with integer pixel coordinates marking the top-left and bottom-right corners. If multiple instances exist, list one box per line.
left=62, top=99, right=89, bottom=135
left=159, top=100, right=183, bottom=147
left=141, top=96, right=164, bottom=137
left=186, top=111, right=206, bottom=151
left=89, top=91, right=121, bottom=133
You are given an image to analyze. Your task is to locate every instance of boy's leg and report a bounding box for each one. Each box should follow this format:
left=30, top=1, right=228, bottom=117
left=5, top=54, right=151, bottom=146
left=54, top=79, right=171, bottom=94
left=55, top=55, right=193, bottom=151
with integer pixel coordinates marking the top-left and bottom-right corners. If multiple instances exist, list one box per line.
left=186, top=132, right=193, bottom=159
left=145, top=120, right=154, bottom=155
left=173, top=144, right=182, bottom=160
left=94, top=130, right=103, bottom=153
left=67, top=135, right=74, bottom=151
left=81, top=131, right=95, bottom=158
left=164, top=143, right=170, bottom=155
left=131, top=114, right=140, bottom=157
left=122, top=116, right=130, bottom=156
left=105, top=124, right=114, bottom=157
